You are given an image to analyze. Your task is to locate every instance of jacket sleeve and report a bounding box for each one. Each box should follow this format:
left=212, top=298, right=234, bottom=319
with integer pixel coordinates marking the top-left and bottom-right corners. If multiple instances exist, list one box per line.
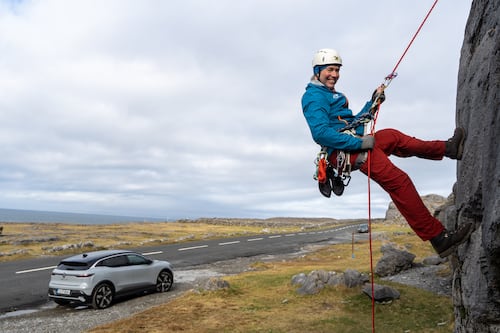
left=353, top=101, right=373, bottom=121
left=351, top=101, right=374, bottom=136
left=302, top=95, right=363, bottom=151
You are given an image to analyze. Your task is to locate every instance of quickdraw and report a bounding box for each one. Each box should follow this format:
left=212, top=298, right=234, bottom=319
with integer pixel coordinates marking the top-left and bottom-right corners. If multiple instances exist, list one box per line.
left=314, top=147, right=352, bottom=198
left=313, top=148, right=328, bottom=183
left=335, top=151, right=352, bottom=187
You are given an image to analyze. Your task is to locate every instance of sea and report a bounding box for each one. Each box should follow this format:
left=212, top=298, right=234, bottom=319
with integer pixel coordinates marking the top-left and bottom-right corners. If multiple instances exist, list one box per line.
left=0, top=208, right=168, bottom=225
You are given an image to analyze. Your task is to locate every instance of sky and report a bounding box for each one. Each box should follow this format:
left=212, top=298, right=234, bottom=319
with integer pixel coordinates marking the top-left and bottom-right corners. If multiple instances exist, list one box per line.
left=0, top=0, right=472, bottom=220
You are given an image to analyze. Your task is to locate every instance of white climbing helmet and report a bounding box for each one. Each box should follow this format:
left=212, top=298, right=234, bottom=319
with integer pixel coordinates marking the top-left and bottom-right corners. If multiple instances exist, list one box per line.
left=312, top=48, right=343, bottom=67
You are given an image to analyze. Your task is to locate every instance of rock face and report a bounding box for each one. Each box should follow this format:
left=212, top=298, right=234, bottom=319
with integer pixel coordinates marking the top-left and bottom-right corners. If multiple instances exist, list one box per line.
left=385, top=194, right=447, bottom=223
left=451, top=0, right=500, bottom=332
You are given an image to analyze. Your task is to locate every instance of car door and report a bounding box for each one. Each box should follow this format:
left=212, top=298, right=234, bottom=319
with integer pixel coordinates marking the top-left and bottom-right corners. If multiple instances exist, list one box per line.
left=121, top=254, right=155, bottom=290
left=98, top=255, right=132, bottom=293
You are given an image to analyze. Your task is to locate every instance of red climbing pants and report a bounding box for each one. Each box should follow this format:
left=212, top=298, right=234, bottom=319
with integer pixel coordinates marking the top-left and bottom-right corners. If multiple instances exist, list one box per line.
left=337, top=128, right=447, bottom=241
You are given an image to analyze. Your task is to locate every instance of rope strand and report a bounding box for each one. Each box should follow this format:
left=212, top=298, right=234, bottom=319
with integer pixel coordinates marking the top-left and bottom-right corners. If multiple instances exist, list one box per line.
left=365, top=2, right=440, bottom=332
left=389, top=0, right=440, bottom=77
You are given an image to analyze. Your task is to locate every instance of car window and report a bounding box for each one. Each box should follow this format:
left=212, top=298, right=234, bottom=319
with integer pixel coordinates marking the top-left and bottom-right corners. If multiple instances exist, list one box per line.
left=57, top=261, right=90, bottom=270
left=98, top=255, right=128, bottom=267
left=127, top=254, right=149, bottom=265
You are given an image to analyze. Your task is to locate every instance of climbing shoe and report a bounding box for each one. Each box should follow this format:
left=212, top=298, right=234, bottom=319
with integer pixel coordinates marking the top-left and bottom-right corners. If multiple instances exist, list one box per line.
left=430, top=222, right=473, bottom=258
left=332, top=176, right=345, bottom=196
left=318, top=179, right=332, bottom=198
left=445, top=127, right=466, bottom=160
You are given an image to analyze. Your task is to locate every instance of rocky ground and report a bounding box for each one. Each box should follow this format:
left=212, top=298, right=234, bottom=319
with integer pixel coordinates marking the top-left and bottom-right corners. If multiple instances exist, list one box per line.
left=0, top=243, right=451, bottom=333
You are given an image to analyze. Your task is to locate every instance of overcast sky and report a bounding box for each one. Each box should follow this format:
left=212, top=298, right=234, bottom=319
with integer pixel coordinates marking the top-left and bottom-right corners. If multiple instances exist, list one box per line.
left=0, top=0, right=472, bottom=220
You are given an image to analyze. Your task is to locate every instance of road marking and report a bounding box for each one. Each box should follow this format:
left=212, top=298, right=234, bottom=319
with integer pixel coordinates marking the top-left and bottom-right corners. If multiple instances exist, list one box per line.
left=247, top=238, right=263, bottom=242
left=12, top=226, right=359, bottom=275
left=16, top=266, right=56, bottom=274
left=218, top=241, right=241, bottom=246
left=143, top=251, right=163, bottom=256
left=178, top=245, right=208, bottom=251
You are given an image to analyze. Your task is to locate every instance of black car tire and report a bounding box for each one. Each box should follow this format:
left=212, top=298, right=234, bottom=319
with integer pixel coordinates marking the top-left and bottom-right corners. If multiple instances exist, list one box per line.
left=156, top=270, right=173, bottom=292
left=91, top=282, right=114, bottom=309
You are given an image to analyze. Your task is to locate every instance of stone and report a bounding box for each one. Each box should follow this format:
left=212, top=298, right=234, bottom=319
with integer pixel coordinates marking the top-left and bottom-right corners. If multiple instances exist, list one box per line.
left=296, top=273, right=325, bottom=295
left=203, top=277, right=230, bottom=291
left=290, top=272, right=307, bottom=286
left=343, top=269, right=369, bottom=288
left=374, top=244, right=416, bottom=277
left=292, top=269, right=368, bottom=295
left=362, top=283, right=400, bottom=303
left=422, top=256, right=447, bottom=266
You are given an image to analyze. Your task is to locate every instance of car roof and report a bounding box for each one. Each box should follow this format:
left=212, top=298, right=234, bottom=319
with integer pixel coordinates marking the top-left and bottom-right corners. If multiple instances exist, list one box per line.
left=61, top=250, right=134, bottom=264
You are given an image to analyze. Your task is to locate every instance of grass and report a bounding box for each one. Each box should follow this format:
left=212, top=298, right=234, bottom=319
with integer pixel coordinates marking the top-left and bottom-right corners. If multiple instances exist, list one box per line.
left=84, top=223, right=454, bottom=333
left=0, top=219, right=328, bottom=261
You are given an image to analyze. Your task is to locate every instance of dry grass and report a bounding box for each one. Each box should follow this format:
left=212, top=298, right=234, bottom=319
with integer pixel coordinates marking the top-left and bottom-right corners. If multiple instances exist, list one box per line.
left=85, top=223, right=454, bottom=333
left=0, top=219, right=323, bottom=262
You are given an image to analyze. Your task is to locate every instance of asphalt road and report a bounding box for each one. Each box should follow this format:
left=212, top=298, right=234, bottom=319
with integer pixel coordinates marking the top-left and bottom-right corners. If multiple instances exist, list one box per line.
left=0, top=224, right=363, bottom=313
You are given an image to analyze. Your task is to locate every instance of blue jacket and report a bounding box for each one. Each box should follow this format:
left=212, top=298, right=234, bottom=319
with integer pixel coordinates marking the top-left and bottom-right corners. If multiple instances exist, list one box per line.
left=301, top=80, right=372, bottom=154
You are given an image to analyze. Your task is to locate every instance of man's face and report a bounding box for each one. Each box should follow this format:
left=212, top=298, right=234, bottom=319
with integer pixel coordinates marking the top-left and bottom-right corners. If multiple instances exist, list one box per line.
left=318, top=65, right=340, bottom=90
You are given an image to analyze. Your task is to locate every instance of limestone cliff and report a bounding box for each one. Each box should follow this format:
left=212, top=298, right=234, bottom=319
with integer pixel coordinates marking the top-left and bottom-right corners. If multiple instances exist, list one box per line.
left=451, top=0, right=499, bottom=331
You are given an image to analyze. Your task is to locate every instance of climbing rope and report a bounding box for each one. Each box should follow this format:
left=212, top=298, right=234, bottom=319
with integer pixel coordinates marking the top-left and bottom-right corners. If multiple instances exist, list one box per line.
left=365, top=1, right=440, bottom=332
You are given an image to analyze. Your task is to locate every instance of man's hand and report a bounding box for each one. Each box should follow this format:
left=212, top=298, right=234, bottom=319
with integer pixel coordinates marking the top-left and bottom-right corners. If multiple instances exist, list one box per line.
left=361, top=135, right=375, bottom=150
left=371, top=85, right=386, bottom=105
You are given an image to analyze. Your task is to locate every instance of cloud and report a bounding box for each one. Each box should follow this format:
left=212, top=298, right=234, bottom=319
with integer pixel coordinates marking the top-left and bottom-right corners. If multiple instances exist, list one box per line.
left=0, top=0, right=471, bottom=219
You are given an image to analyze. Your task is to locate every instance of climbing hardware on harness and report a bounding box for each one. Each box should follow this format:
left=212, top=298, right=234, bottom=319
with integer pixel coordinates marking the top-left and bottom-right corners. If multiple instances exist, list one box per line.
left=314, top=148, right=351, bottom=198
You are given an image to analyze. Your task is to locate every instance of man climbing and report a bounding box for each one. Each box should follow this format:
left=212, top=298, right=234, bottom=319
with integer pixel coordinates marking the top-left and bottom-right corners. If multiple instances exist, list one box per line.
left=301, top=48, right=473, bottom=258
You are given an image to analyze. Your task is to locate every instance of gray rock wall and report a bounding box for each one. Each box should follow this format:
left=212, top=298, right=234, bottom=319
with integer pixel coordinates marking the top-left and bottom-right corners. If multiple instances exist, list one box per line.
left=452, top=0, right=500, bottom=332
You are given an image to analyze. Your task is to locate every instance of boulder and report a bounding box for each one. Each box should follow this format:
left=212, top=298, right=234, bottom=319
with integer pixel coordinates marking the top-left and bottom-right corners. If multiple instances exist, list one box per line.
left=375, top=244, right=416, bottom=277
left=343, top=269, right=369, bottom=288
left=292, top=269, right=368, bottom=295
left=362, top=283, right=400, bottom=303
left=294, top=270, right=332, bottom=295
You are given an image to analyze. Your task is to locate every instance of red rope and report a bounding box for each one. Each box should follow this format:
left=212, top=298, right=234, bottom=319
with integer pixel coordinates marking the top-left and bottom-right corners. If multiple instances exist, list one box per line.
left=367, top=107, right=378, bottom=333
left=389, top=0, right=440, bottom=79
left=365, top=2, right=440, bottom=332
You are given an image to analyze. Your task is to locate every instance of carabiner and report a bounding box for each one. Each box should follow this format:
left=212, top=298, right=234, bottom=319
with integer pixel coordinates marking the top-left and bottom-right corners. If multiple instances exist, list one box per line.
left=383, top=72, right=398, bottom=87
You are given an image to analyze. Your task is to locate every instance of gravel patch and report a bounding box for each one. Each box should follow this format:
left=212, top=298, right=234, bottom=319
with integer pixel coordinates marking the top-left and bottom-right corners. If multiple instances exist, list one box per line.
left=381, top=264, right=452, bottom=296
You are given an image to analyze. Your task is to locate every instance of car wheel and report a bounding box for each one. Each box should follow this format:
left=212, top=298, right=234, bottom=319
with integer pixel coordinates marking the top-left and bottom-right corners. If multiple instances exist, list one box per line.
left=91, top=282, right=114, bottom=309
left=156, top=270, right=173, bottom=292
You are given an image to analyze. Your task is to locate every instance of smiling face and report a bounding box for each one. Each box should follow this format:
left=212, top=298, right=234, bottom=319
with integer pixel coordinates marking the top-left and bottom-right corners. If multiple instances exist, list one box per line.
left=317, top=65, right=341, bottom=91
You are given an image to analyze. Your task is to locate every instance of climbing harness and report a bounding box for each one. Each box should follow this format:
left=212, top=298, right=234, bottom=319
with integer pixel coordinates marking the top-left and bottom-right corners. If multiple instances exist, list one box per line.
left=313, top=115, right=370, bottom=198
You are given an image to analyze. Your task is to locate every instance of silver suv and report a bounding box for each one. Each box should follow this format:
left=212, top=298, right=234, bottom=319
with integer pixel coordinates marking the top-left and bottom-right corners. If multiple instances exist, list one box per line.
left=48, top=250, right=174, bottom=309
